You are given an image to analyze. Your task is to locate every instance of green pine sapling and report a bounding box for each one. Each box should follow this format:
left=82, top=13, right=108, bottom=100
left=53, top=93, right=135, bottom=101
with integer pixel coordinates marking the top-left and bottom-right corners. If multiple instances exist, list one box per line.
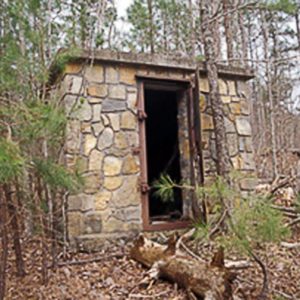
left=153, top=173, right=290, bottom=299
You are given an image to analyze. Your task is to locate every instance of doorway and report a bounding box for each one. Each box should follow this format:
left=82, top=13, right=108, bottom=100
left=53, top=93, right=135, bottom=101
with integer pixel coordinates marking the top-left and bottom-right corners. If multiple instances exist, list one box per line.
left=138, top=78, right=192, bottom=231
left=145, top=88, right=183, bottom=222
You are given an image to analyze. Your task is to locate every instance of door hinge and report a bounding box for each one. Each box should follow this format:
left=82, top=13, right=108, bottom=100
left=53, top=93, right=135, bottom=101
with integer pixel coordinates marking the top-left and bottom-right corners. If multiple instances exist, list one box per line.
left=139, top=180, right=150, bottom=194
left=138, top=109, right=147, bottom=121
left=132, top=146, right=141, bottom=155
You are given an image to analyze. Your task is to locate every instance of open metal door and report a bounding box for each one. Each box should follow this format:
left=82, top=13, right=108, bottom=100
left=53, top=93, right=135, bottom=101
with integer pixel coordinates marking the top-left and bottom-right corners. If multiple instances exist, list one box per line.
left=137, top=77, right=193, bottom=231
left=187, top=67, right=204, bottom=220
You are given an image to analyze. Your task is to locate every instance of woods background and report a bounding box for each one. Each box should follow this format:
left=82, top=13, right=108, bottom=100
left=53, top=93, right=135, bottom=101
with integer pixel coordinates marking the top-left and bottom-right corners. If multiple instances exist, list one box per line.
left=0, top=0, right=300, bottom=299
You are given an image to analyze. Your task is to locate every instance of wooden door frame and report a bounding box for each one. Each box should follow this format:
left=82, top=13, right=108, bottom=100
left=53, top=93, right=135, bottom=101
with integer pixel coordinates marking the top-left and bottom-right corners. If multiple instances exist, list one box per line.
left=137, top=76, right=192, bottom=231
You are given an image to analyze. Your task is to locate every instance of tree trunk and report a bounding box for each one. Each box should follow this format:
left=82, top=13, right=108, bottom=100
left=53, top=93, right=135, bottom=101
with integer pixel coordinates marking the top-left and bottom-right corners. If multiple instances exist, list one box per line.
left=0, top=187, right=9, bottom=300
left=5, top=183, right=26, bottom=277
left=147, top=0, right=155, bottom=54
left=222, top=0, right=234, bottom=61
left=201, top=1, right=231, bottom=179
left=261, top=9, right=278, bottom=179
left=188, top=0, right=196, bottom=57
left=237, top=1, right=248, bottom=65
left=295, top=11, right=300, bottom=50
left=130, top=235, right=235, bottom=300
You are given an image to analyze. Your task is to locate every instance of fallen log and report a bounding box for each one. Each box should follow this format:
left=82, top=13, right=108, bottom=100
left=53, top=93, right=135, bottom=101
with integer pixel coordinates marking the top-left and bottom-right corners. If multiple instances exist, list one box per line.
left=130, top=235, right=236, bottom=300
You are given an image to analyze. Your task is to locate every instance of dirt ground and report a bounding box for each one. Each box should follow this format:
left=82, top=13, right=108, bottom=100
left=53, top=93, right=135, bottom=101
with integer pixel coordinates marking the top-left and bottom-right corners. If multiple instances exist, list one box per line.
left=5, top=228, right=300, bottom=300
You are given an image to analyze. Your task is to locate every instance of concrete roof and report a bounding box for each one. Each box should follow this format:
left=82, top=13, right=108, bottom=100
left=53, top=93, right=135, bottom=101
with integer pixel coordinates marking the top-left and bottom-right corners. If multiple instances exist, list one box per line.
left=52, top=49, right=255, bottom=81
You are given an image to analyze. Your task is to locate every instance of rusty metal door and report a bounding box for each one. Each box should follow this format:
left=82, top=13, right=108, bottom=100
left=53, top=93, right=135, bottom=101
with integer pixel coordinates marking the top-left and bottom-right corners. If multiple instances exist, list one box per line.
left=137, top=76, right=202, bottom=230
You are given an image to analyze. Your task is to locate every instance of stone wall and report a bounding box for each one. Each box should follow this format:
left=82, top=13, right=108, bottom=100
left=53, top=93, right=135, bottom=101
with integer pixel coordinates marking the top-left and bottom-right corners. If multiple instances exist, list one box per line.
left=57, top=56, right=256, bottom=250
left=60, top=62, right=192, bottom=250
left=199, top=76, right=257, bottom=192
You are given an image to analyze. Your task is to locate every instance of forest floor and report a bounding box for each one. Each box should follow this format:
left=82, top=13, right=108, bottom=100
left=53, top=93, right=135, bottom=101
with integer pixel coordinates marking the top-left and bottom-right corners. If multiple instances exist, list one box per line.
left=5, top=228, right=300, bottom=300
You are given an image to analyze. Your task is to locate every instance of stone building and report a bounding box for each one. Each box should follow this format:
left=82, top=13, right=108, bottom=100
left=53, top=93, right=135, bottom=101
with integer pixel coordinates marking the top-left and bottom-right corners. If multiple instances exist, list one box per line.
left=54, top=50, right=256, bottom=250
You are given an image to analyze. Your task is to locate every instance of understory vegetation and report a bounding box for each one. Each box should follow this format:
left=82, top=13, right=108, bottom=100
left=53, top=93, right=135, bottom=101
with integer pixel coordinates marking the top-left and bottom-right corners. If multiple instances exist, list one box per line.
left=0, top=0, right=300, bottom=299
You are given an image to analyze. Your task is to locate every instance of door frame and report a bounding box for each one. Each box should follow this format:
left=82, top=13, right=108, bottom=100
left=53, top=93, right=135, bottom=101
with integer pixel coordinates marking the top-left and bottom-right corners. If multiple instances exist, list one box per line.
left=137, top=76, right=193, bottom=231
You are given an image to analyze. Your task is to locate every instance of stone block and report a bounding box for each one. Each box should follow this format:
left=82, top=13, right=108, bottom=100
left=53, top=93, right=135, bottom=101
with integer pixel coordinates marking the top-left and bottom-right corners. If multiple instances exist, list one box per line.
left=83, top=134, right=97, bottom=156
left=89, top=149, right=104, bottom=171
left=241, top=100, right=250, bottom=115
left=120, top=67, right=136, bottom=85
left=103, top=176, right=123, bottom=191
left=72, top=99, right=92, bottom=121
left=84, top=213, right=102, bottom=234
left=236, top=117, right=252, bottom=136
left=64, top=95, right=78, bottom=115
left=97, top=127, right=114, bottom=150
left=103, top=156, right=123, bottom=176
left=239, top=137, right=253, bottom=152
left=227, top=133, right=239, bottom=157
left=88, top=97, right=102, bottom=104
left=125, top=222, right=142, bottom=232
left=68, top=193, right=94, bottom=212
left=231, top=155, right=242, bottom=170
left=199, top=94, right=206, bottom=112
left=92, top=104, right=102, bottom=122
left=199, top=77, right=209, bottom=93
left=66, top=120, right=81, bottom=153
left=125, top=132, right=139, bottom=147
left=240, top=178, right=258, bottom=191
left=127, top=87, right=137, bottom=93
left=94, top=191, right=111, bottom=210
left=232, top=97, right=241, bottom=103
left=65, top=63, right=83, bottom=74
left=221, top=96, right=231, bottom=104
left=111, top=206, right=140, bottom=222
left=108, top=85, right=126, bottom=100
left=115, top=132, right=128, bottom=149
left=84, top=65, right=104, bottom=83
left=87, top=84, right=107, bottom=98
left=127, top=92, right=137, bottom=112
left=81, top=122, right=92, bottom=134
left=201, top=132, right=210, bottom=150
left=105, top=66, right=119, bottom=83
left=102, top=99, right=126, bottom=112
left=240, top=153, right=256, bottom=171
left=76, top=156, right=89, bottom=173
left=107, top=113, right=120, bottom=131
left=68, top=212, right=83, bottom=237
left=227, top=80, right=236, bottom=95
left=244, top=137, right=253, bottom=152
left=83, top=172, right=101, bottom=194
left=229, top=102, right=241, bottom=115
left=120, top=111, right=137, bottom=130
left=210, top=141, right=217, bottom=161
left=68, top=76, right=84, bottom=94
left=201, top=113, right=214, bottom=130
left=122, top=155, right=139, bottom=174
left=68, top=194, right=82, bottom=211
left=103, top=217, right=126, bottom=233
left=112, top=175, right=139, bottom=207
left=101, top=115, right=110, bottom=126
left=218, top=79, right=228, bottom=94
left=92, top=122, right=104, bottom=136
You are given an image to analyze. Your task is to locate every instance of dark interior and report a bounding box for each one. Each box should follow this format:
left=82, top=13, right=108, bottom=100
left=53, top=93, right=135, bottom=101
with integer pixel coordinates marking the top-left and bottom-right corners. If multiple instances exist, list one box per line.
left=145, top=88, right=183, bottom=221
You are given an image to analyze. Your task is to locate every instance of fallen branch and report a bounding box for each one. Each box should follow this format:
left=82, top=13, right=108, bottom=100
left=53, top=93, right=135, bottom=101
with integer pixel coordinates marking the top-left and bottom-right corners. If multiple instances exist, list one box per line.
left=280, top=242, right=300, bottom=249
left=272, top=289, right=294, bottom=299
left=130, top=235, right=236, bottom=299
left=129, top=291, right=170, bottom=298
left=271, top=205, right=297, bottom=214
left=286, top=216, right=300, bottom=227
left=270, top=176, right=296, bottom=194
left=224, top=260, right=250, bottom=270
